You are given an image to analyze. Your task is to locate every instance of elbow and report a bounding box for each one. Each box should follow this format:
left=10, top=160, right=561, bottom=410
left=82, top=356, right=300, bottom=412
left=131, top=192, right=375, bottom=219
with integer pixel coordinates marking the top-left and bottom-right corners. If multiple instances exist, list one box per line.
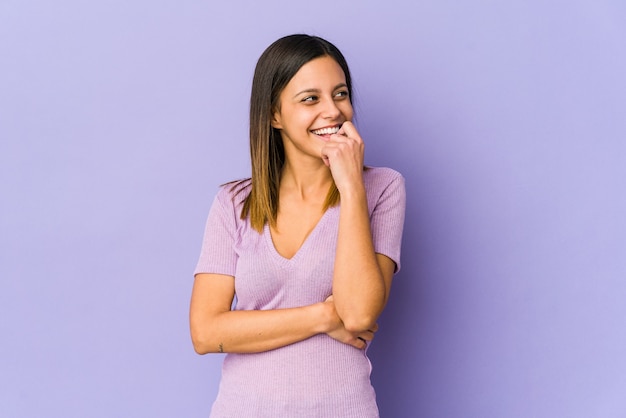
left=191, top=335, right=210, bottom=355
left=342, top=315, right=378, bottom=334
left=192, top=340, right=210, bottom=355
left=190, top=328, right=217, bottom=355
left=338, top=296, right=386, bottom=333
left=190, top=312, right=229, bottom=354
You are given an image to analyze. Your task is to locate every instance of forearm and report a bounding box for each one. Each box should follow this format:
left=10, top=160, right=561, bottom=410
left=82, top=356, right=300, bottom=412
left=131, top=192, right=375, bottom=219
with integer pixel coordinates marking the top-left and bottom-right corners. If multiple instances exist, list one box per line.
left=332, top=187, right=387, bottom=332
left=191, top=303, right=329, bottom=354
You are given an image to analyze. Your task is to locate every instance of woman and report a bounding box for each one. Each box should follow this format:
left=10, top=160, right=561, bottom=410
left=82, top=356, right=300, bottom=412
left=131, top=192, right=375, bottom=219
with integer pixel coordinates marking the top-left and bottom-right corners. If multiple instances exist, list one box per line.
left=190, top=34, right=405, bottom=417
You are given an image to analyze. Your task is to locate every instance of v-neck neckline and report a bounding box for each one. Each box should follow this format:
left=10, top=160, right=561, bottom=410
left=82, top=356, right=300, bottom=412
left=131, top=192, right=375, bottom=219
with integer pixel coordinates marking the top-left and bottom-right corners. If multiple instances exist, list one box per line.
left=264, top=206, right=337, bottom=266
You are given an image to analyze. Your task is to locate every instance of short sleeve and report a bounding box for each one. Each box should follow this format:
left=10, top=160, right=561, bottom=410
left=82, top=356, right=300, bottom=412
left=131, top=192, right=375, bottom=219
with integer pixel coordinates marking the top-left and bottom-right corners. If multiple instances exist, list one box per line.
left=370, top=172, right=406, bottom=273
left=193, top=187, right=239, bottom=277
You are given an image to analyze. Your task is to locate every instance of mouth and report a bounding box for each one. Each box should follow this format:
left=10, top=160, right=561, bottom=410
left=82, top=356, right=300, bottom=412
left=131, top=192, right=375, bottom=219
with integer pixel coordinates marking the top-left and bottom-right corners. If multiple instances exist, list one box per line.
left=311, top=125, right=341, bottom=136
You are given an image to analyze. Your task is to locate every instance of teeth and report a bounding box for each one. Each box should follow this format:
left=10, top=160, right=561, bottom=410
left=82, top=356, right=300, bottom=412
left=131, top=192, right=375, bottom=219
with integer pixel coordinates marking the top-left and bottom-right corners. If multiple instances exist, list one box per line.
left=312, top=126, right=340, bottom=136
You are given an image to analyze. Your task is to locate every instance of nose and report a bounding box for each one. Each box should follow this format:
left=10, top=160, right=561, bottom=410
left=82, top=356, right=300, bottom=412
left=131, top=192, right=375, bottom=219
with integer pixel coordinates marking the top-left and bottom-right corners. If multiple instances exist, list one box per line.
left=321, top=97, right=341, bottom=119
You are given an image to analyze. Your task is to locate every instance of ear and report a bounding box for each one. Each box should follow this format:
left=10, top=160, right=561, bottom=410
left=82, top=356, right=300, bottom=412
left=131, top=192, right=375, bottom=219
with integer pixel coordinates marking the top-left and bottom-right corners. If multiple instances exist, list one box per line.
left=270, top=110, right=283, bottom=130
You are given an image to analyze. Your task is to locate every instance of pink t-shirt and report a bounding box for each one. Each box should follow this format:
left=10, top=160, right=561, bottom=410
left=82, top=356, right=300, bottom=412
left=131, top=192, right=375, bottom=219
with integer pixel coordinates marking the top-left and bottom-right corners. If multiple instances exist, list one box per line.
left=195, top=167, right=406, bottom=418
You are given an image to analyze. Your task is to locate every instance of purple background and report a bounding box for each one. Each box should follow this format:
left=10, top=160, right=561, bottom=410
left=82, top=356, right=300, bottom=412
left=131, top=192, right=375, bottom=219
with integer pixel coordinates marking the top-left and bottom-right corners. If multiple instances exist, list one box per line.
left=1, top=1, right=625, bottom=417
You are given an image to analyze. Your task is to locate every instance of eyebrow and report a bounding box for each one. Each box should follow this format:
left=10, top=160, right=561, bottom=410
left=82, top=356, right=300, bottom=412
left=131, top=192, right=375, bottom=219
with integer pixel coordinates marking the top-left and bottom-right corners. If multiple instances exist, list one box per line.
left=293, top=83, right=348, bottom=99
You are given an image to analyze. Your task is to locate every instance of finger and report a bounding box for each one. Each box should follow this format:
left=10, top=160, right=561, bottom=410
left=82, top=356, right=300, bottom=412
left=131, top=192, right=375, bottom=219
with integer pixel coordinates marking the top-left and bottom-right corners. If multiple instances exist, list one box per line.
left=326, top=133, right=351, bottom=144
left=326, top=135, right=362, bottom=154
left=359, top=332, right=375, bottom=341
left=328, top=134, right=362, bottom=149
left=356, top=337, right=368, bottom=349
left=335, top=121, right=347, bottom=135
left=320, top=144, right=333, bottom=164
left=338, top=121, right=361, bottom=141
left=321, top=141, right=350, bottom=160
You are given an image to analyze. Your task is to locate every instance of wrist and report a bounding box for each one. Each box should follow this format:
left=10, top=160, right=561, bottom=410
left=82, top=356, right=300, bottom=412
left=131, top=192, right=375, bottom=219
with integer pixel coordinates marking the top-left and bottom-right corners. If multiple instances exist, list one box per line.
left=337, top=182, right=366, bottom=201
left=313, top=301, right=337, bottom=334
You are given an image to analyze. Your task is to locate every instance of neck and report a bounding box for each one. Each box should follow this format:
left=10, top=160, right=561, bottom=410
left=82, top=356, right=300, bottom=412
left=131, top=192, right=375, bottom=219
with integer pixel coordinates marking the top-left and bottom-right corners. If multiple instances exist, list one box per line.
left=280, top=160, right=333, bottom=202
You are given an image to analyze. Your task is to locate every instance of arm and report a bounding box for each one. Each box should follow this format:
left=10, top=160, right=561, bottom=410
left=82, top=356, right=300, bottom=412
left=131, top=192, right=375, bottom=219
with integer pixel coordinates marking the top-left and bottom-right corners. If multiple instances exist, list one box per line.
left=332, top=190, right=396, bottom=332
left=189, top=273, right=372, bottom=354
left=322, top=122, right=398, bottom=332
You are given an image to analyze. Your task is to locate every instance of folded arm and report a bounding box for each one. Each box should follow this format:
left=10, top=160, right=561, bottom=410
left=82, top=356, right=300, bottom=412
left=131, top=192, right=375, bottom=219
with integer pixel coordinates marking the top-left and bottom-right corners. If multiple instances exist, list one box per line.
left=189, top=273, right=372, bottom=354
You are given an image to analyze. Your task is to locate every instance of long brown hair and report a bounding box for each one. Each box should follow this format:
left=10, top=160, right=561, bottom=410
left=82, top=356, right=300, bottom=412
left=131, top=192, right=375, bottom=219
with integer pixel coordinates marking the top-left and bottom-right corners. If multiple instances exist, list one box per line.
left=235, top=34, right=354, bottom=232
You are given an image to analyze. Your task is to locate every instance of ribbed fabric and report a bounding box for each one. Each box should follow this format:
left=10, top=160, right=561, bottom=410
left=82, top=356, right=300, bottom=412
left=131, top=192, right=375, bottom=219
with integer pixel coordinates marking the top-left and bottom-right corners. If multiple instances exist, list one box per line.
left=194, top=167, right=406, bottom=418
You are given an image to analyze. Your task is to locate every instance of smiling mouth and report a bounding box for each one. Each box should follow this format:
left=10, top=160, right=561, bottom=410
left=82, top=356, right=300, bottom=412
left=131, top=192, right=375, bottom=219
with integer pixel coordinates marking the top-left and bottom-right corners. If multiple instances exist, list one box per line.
left=311, top=126, right=341, bottom=136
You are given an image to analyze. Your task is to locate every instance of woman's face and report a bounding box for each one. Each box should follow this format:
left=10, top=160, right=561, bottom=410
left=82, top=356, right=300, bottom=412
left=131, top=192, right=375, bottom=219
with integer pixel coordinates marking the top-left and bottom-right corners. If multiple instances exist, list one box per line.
left=272, top=56, right=353, bottom=164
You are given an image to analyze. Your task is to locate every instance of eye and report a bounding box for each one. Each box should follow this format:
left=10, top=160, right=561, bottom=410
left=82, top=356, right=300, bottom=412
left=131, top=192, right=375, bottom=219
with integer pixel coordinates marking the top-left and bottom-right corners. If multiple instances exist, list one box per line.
left=301, top=95, right=319, bottom=103
left=334, top=90, right=349, bottom=99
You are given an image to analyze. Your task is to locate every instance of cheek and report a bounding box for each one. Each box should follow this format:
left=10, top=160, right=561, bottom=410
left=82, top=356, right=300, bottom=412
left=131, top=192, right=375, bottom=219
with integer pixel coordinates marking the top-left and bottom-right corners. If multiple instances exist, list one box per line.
left=282, top=110, right=314, bottom=136
left=340, top=102, right=354, bottom=120
left=293, top=109, right=317, bottom=130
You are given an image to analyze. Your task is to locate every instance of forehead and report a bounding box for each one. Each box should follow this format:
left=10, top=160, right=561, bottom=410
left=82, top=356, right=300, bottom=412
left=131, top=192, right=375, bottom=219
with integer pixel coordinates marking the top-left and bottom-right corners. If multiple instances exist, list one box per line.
left=284, top=56, right=347, bottom=91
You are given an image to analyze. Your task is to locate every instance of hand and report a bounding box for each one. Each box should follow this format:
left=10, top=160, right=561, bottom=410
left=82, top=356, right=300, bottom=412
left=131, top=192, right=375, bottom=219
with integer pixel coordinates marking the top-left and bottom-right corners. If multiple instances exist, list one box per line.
left=322, top=295, right=378, bottom=349
left=320, top=122, right=365, bottom=194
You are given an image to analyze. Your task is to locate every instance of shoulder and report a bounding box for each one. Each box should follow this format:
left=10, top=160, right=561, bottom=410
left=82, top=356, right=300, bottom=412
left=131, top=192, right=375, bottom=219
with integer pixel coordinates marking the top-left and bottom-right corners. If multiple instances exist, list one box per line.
left=215, top=178, right=252, bottom=208
left=363, top=166, right=405, bottom=191
left=362, top=167, right=405, bottom=214
left=208, top=179, right=252, bottom=227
